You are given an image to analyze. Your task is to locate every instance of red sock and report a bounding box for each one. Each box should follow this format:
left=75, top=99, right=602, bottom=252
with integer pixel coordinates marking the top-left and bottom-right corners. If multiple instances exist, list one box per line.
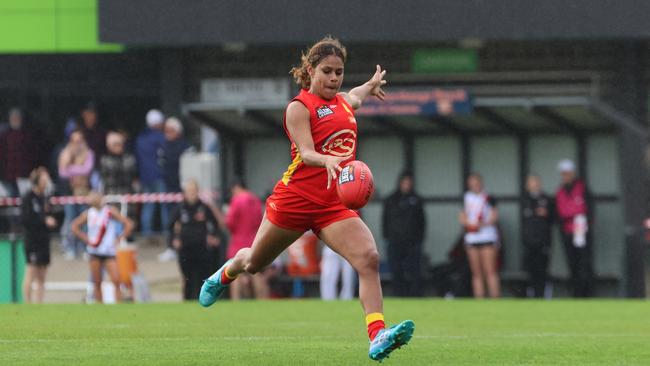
left=220, top=265, right=236, bottom=284
left=366, top=313, right=385, bottom=341
left=368, top=320, right=385, bottom=341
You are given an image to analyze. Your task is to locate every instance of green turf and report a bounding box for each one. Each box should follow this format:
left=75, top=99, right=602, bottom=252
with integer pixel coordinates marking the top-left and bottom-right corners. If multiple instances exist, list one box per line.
left=1, top=299, right=649, bottom=365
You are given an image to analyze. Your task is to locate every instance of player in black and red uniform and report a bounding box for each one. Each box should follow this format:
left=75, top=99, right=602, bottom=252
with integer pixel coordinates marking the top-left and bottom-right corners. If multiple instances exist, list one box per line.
left=199, top=36, right=414, bottom=361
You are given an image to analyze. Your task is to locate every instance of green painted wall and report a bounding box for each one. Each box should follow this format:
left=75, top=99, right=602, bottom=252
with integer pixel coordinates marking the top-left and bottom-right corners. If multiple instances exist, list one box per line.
left=0, top=0, right=122, bottom=53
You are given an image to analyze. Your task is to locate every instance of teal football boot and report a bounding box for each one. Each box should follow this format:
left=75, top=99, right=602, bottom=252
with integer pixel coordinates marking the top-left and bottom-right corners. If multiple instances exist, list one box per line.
left=368, top=320, right=415, bottom=361
left=199, top=259, right=234, bottom=307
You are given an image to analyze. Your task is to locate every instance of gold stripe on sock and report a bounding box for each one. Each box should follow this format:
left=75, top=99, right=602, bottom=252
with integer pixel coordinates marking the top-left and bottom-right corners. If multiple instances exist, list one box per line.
left=365, top=312, right=384, bottom=326
left=224, top=266, right=238, bottom=280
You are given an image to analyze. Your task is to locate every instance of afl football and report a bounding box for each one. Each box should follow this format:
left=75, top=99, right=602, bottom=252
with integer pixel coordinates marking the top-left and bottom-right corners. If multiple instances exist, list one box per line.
left=336, top=160, right=375, bottom=209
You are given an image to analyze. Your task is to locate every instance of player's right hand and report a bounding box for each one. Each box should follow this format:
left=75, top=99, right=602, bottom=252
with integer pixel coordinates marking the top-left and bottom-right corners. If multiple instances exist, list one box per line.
left=325, top=155, right=351, bottom=190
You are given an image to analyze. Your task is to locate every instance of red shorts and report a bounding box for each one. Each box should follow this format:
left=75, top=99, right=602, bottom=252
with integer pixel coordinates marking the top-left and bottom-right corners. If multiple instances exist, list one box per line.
left=265, top=185, right=359, bottom=234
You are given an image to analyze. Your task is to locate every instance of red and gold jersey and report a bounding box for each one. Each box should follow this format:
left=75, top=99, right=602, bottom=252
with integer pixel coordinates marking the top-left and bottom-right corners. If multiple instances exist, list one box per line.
left=277, top=89, right=357, bottom=206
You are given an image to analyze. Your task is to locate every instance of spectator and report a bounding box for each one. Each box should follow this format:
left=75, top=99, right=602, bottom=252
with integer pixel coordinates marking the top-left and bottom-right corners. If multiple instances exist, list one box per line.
left=170, top=180, right=221, bottom=301
left=21, top=167, right=57, bottom=303
left=223, top=178, right=268, bottom=300
left=162, top=117, right=190, bottom=194
left=58, top=130, right=94, bottom=259
left=0, top=108, right=40, bottom=196
left=459, top=173, right=500, bottom=298
left=100, top=132, right=137, bottom=195
left=320, top=246, right=356, bottom=300
left=71, top=191, right=134, bottom=304
left=382, top=172, right=426, bottom=297
left=79, top=102, right=106, bottom=166
left=158, top=117, right=191, bottom=262
left=136, top=109, right=167, bottom=237
left=555, top=159, right=594, bottom=298
left=522, top=175, right=554, bottom=298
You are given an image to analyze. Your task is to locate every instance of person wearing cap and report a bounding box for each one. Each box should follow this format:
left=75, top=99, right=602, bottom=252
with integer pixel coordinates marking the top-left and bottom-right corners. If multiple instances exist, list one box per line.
left=0, top=108, right=40, bottom=196
left=79, top=103, right=107, bottom=166
left=158, top=117, right=191, bottom=262
left=136, top=109, right=167, bottom=238
left=555, top=159, right=594, bottom=297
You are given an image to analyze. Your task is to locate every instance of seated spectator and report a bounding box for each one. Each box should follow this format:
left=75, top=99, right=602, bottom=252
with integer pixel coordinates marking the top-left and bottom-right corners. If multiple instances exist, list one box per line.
left=100, top=132, right=137, bottom=195
left=58, top=130, right=94, bottom=259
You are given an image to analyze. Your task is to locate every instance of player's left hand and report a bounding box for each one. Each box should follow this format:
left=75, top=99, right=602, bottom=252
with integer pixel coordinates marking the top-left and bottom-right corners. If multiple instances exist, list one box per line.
left=367, top=65, right=387, bottom=100
left=207, top=235, right=220, bottom=247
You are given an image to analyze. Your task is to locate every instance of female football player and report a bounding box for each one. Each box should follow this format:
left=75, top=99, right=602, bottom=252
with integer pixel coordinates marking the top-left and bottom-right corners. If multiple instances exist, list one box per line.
left=71, top=191, right=134, bottom=303
left=200, top=36, right=414, bottom=361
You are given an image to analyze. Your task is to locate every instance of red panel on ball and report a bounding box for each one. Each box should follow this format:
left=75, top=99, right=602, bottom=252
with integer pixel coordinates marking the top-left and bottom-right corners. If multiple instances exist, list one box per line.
left=336, top=160, right=375, bottom=209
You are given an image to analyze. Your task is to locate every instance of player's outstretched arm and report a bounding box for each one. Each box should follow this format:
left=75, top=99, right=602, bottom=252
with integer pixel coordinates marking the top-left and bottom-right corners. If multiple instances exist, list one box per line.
left=340, top=65, right=387, bottom=109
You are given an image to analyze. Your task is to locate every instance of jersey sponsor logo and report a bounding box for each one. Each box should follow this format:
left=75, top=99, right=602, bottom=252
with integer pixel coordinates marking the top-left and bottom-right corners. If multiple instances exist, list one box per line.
left=321, top=129, right=356, bottom=157
left=316, top=105, right=334, bottom=119
left=338, top=165, right=355, bottom=185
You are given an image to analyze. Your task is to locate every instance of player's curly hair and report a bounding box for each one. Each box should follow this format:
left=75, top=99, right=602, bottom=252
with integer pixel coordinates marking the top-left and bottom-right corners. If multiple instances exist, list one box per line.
left=290, top=36, right=347, bottom=90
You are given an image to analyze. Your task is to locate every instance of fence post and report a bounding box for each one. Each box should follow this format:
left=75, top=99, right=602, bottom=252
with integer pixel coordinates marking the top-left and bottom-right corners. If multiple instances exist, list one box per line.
left=9, top=234, right=18, bottom=303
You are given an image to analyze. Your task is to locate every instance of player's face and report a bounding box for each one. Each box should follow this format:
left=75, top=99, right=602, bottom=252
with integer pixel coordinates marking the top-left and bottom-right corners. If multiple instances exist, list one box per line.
left=310, top=55, right=344, bottom=100
left=467, top=176, right=483, bottom=193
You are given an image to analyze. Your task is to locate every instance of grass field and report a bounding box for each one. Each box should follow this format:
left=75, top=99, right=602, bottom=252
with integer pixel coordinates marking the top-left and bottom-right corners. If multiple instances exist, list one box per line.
left=1, top=299, right=650, bottom=365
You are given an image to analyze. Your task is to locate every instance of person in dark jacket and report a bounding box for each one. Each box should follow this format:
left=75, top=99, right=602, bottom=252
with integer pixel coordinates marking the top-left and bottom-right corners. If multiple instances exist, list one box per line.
left=162, top=117, right=190, bottom=193
left=100, top=132, right=137, bottom=195
left=381, top=172, right=426, bottom=297
left=170, top=180, right=221, bottom=300
left=21, top=167, right=57, bottom=303
left=136, top=109, right=167, bottom=237
left=79, top=103, right=107, bottom=167
left=522, top=175, right=554, bottom=298
left=0, top=108, right=40, bottom=195
left=555, top=159, right=594, bottom=298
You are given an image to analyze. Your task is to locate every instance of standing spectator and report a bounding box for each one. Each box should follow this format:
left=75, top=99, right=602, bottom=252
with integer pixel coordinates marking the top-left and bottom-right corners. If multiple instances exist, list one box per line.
left=170, top=180, right=221, bottom=301
left=0, top=108, right=40, bottom=196
left=136, top=109, right=167, bottom=237
left=158, top=117, right=191, bottom=262
left=224, top=178, right=267, bottom=300
left=522, top=175, right=554, bottom=298
left=58, top=130, right=94, bottom=259
left=161, top=117, right=190, bottom=194
left=100, top=132, right=137, bottom=195
left=21, top=167, right=57, bottom=303
left=382, top=172, right=426, bottom=297
left=459, top=173, right=500, bottom=298
left=71, top=191, right=134, bottom=304
left=320, top=246, right=356, bottom=300
left=555, top=159, right=594, bottom=298
left=79, top=102, right=107, bottom=166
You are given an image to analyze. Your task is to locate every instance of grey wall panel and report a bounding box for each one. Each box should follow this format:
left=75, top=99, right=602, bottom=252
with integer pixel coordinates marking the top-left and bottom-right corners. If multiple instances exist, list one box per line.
left=361, top=202, right=386, bottom=260
left=423, top=203, right=463, bottom=266
left=496, top=202, right=521, bottom=272
left=243, top=137, right=291, bottom=197
left=414, top=137, right=462, bottom=196
left=529, top=136, right=577, bottom=193
left=470, top=136, right=518, bottom=196
left=587, top=135, right=619, bottom=195
left=358, top=137, right=404, bottom=199
left=592, top=202, right=624, bottom=277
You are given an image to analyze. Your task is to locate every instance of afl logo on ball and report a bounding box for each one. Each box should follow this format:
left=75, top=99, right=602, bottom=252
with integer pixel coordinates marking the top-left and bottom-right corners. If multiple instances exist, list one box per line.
left=338, top=165, right=355, bottom=185
left=316, top=105, right=334, bottom=119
